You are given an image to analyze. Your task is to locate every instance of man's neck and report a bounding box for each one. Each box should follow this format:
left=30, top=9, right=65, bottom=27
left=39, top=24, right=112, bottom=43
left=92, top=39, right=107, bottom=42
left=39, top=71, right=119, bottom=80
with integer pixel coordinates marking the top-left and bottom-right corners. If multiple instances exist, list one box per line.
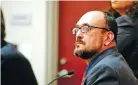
left=85, top=49, right=103, bottom=65
left=85, top=56, right=96, bottom=65
left=85, top=42, right=116, bottom=65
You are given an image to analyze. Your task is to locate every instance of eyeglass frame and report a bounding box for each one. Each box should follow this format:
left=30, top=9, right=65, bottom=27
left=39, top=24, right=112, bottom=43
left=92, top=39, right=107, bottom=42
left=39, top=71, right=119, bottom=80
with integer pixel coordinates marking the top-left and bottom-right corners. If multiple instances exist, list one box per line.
left=72, top=24, right=110, bottom=35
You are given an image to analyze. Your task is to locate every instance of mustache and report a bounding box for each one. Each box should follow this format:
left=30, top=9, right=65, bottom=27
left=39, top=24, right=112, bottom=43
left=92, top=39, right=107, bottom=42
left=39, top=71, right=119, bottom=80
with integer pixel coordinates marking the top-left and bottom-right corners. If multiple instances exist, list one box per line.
left=75, top=39, right=85, bottom=45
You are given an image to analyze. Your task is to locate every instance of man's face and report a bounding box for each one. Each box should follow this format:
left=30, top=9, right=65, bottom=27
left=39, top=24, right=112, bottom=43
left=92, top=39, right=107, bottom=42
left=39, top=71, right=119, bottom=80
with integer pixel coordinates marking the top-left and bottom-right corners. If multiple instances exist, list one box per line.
left=73, top=11, right=107, bottom=59
left=111, top=0, right=133, bottom=11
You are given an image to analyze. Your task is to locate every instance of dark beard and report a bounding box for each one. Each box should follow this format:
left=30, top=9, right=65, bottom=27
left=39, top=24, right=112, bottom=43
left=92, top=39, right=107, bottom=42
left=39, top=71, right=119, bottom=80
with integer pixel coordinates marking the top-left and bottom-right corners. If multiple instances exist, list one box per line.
left=74, top=48, right=98, bottom=59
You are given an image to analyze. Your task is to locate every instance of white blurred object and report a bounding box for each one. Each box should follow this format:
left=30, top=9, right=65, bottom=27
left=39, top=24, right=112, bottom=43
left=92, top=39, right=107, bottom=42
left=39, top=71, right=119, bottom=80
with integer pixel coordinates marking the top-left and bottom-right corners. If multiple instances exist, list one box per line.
left=60, top=58, right=67, bottom=65
left=11, top=14, right=32, bottom=26
left=58, top=69, right=68, bottom=77
left=58, top=69, right=74, bottom=78
left=18, top=43, right=32, bottom=59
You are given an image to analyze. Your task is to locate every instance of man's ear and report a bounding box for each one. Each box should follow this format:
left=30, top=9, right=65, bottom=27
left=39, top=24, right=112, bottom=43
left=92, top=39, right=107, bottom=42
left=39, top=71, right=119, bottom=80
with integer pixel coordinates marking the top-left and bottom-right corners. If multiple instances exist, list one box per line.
left=104, top=31, right=114, bottom=46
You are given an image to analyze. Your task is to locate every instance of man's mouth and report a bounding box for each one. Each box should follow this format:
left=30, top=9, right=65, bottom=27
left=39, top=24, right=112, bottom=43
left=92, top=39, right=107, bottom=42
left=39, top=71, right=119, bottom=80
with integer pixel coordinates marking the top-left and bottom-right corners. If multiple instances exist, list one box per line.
left=75, top=42, right=85, bottom=48
left=75, top=42, right=84, bottom=45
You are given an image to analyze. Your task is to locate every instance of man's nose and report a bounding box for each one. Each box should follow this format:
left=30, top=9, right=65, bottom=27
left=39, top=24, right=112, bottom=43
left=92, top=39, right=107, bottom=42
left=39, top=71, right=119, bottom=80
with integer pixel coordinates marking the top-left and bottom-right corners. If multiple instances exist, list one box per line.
left=76, top=30, right=83, bottom=39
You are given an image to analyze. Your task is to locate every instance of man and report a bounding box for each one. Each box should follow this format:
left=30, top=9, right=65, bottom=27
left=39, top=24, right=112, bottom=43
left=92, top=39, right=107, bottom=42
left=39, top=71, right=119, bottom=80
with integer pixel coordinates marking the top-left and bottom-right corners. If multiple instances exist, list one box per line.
left=72, top=11, right=137, bottom=85
left=1, top=9, right=38, bottom=85
left=110, top=1, right=138, bottom=78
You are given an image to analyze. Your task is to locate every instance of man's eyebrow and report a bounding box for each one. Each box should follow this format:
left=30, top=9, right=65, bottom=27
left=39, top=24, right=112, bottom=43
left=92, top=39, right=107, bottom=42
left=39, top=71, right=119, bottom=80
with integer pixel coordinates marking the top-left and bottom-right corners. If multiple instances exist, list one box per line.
left=82, top=23, right=89, bottom=26
left=75, top=25, right=80, bottom=28
left=75, top=23, right=89, bottom=27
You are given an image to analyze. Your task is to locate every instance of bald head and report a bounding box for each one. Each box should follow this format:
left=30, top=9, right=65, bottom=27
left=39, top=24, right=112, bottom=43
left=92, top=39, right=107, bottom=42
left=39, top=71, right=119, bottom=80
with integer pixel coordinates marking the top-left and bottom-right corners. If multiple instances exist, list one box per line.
left=76, top=10, right=117, bottom=41
left=77, top=11, right=107, bottom=29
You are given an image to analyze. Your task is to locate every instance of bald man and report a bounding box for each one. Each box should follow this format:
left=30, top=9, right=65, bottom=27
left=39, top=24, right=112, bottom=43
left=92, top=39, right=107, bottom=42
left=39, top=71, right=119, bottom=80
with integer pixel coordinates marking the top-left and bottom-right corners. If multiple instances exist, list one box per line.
left=72, top=11, right=137, bottom=85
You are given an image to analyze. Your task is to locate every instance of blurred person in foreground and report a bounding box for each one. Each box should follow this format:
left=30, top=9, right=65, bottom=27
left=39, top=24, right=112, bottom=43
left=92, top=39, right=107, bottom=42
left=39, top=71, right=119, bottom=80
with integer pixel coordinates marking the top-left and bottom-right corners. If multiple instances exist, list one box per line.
left=109, top=1, right=138, bottom=78
left=1, top=8, right=38, bottom=85
left=72, top=10, right=137, bottom=85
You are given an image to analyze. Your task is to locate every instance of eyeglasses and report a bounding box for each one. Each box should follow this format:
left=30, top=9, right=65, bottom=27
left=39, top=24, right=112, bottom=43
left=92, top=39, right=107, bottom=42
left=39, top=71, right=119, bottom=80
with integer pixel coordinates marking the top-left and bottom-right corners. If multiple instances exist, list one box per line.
left=72, top=24, right=110, bottom=35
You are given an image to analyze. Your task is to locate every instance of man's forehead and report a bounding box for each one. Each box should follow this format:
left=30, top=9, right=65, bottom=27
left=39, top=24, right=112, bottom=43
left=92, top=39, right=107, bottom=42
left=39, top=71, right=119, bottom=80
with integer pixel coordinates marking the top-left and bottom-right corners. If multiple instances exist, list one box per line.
left=76, top=11, right=105, bottom=26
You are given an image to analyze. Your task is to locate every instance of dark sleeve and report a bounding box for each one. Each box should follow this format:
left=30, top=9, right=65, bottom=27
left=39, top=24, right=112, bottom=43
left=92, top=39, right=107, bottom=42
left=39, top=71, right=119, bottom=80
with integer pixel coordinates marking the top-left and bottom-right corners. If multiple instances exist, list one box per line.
left=1, top=53, right=38, bottom=85
left=87, top=65, right=119, bottom=85
left=116, top=16, right=135, bottom=53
